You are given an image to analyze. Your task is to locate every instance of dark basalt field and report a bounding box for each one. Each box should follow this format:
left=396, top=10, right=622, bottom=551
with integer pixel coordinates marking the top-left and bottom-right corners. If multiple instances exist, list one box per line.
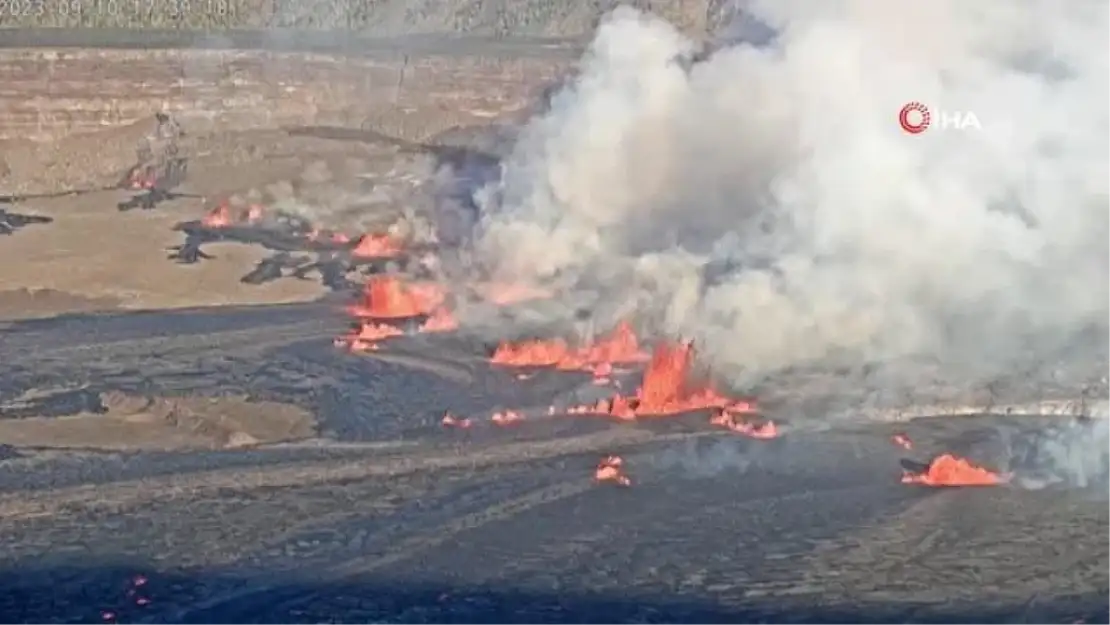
left=0, top=303, right=1105, bottom=624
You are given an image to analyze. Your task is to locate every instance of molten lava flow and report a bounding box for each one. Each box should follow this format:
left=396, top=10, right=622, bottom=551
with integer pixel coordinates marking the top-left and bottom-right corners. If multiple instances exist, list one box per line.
left=201, top=203, right=233, bottom=228
left=591, top=361, right=614, bottom=386
left=127, top=167, right=156, bottom=190
left=709, top=410, right=780, bottom=439
left=337, top=279, right=455, bottom=350
left=595, top=455, right=631, bottom=486
left=636, top=341, right=694, bottom=412
left=420, top=308, right=459, bottom=333
left=491, top=410, right=524, bottom=426
left=407, top=282, right=447, bottom=312
left=442, top=413, right=472, bottom=429
left=334, top=321, right=405, bottom=352
left=566, top=341, right=758, bottom=421
left=901, top=454, right=1009, bottom=487
left=556, top=321, right=648, bottom=370
left=347, top=276, right=439, bottom=319
left=491, top=338, right=571, bottom=367
left=245, top=204, right=264, bottom=223
left=628, top=341, right=756, bottom=417
left=892, top=433, right=913, bottom=450
left=351, top=233, right=402, bottom=259
left=490, top=321, right=648, bottom=371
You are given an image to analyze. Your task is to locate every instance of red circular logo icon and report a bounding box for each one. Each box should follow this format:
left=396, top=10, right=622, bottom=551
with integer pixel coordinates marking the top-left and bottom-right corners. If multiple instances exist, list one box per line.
left=899, top=102, right=931, bottom=134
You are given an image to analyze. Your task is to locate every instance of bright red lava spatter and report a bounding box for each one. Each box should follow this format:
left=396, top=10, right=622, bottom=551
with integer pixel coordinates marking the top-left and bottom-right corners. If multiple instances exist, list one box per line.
left=489, top=320, right=648, bottom=374
left=565, top=340, right=773, bottom=435
left=334, top=274, right=460, bottom=351
left=337, top=281, right=772, bottom=440
left=901, top=454, right=1010, bottom=487
left=201, top=202, right=233, bottom=228
left=127, top=167, right=156, bottom=190
left=442, top=412, right=473, bottom=429
left=101, top=573, right=153, bottom=622
left=595, top=454, right=632, bottom=486
left=200, top=201, right=270, bottom=229
left=350, top=233, right=403, bottom=259
left=346, top=276, right=443, bottom=320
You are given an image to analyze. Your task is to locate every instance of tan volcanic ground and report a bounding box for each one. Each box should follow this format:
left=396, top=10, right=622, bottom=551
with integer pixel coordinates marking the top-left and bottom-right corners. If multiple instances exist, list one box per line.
left=0, top=41, right=574, bottom=449
left=0, top=44, right=570, bottom=320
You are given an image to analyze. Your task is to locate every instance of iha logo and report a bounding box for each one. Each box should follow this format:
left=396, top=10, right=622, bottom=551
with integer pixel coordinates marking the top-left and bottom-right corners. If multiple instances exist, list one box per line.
left=898, top=102, right=931, bottom=134
left=898, top=102, right=981, bottom=134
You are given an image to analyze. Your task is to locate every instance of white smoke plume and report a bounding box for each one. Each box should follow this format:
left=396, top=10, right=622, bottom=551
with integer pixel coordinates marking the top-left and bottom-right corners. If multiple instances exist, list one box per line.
left=472, top=1, right=1110, bottom=396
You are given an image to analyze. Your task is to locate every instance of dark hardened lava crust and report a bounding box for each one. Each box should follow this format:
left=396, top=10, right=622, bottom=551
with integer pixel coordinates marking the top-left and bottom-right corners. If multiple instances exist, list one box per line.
left=0, top=302, right=1105, bottom=624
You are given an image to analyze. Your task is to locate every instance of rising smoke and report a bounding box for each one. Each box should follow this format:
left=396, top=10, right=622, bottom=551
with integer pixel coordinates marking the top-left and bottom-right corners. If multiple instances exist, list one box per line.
left=471, top=1, right=1110, bottom=397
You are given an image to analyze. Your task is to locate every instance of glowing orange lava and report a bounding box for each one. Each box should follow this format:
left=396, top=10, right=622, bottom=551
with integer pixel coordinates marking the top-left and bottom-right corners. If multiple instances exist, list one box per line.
left=490, top=321, right=648, bottom=371
left=490, top=337, right=570, bottom=367
left=351, top=233, right=402, bottom=259
left=595, top=455, right=631, bottom=486
left=335, top=277, right=459, bottom=351
left=333, top=321, right=404, bottom=352
left=491, top=410, right=524, bottom=426
left=709, top=410, right=780, bottom=439
left=901, top=454, right=1009, bottom=487
left=442, top=413, right=472, bottom=429
left=557, top=322, right=648, bottom=371
left=625, top=340, right=756, bottom=417
left=245, top=204, right=264, bottom=223
left=892, top=433, right=913, bottom=450
left=420, top=308, right=459, bottom=333
left=566, top=340, right=759, bottom=422
left=347, top=276, right=440, bottom=319
left=591, top=361, right=614, bottom=386
left=127, top=166, right=156, bottom=190
left=407, top=282, right=447, bottom=312
left=201, top=203, right=233, bottom=228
